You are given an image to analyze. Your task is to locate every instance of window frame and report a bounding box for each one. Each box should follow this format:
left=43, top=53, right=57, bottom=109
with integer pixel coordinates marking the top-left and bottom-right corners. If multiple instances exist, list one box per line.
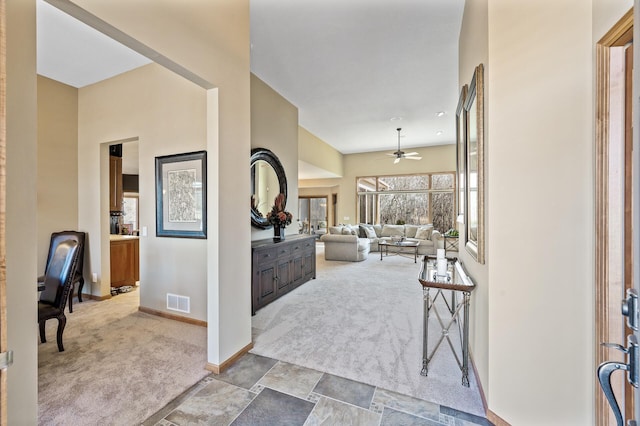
left=355, top=172, right=456, bottom=231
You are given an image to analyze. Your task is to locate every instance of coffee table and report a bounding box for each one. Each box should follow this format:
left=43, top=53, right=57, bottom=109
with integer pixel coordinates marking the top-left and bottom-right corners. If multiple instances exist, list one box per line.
left=378, top=240, right=420, bottom=263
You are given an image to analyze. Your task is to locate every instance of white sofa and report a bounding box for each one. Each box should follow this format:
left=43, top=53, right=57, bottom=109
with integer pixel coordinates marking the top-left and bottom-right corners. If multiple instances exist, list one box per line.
left=320, top=223, right=443, bottom=259
left=320, top=234, right=370, bottom=261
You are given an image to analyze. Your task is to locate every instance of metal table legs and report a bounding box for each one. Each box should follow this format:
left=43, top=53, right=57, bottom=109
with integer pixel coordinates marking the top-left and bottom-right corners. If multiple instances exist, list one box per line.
left=421, top=286, right=472, bottom=387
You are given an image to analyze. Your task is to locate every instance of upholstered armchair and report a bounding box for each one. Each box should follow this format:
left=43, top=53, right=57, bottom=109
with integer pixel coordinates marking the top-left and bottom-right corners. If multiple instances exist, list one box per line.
left=38, top=239, right=81, bottom=352
left=320, top=234, right=370, bottom=262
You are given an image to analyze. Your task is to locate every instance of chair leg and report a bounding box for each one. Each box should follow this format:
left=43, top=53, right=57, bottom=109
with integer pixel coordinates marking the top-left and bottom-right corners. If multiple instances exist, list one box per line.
left=39, top=320, right=46, bottom=343
left=68, top=283, right=74, bottom=313
left=56, top=314, right=66, bottom=352
left=78, top=278, right=84, bottom=303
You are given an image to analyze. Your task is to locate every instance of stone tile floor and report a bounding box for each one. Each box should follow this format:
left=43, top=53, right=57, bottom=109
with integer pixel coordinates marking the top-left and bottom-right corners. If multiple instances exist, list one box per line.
left=143, top=353, right=493, bottom=426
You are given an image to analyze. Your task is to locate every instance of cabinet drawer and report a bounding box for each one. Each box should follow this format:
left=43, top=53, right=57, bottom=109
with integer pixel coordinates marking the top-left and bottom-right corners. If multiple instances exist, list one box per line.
left=274, top=245, right=291, bottom=257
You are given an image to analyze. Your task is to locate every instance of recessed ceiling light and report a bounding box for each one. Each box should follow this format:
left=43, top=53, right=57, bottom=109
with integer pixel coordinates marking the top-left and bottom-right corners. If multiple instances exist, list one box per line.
left=390, top=116, right=403, bottom=121
left=435, top=111, right=445, bottom=117
left=436, top=130, right=443, bottom=136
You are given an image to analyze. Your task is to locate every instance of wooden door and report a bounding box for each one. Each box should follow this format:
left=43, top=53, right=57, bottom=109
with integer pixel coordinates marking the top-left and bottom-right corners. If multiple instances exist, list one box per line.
left=595, top=9, right=635, bottom=425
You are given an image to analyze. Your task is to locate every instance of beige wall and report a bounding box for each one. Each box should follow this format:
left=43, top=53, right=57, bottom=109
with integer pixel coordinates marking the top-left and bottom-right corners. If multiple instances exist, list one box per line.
left=6, top=0, right=38, bottom=422
left=458, top=0, right=490, bottom=407
left=251, top=73, right=299, bottom=241
left=299, top=126, right=343, bottom=177
left=72, top=0, right=251, bottom=367
left=79, top=63, right=209, bottom=321
left=37, top=76, right=79, bottom=277
left=299, top=144, right=455, bottom=226
left=457, top=0, right=632, bottom=424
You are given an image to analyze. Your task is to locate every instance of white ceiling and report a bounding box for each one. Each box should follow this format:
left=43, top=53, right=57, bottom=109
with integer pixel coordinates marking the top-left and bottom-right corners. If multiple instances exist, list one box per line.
left=250, top=0, right=464, bottom=154
left=36, top=0, right=464, bottom=159
left=36, top=0, right=152, bottom=89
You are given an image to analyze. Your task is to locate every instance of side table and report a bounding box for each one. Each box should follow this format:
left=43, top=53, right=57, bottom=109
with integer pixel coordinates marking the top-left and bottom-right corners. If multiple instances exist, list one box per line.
left=443, top=235, right=459, bottom=256
left=418, top=255, right=476, bottom=386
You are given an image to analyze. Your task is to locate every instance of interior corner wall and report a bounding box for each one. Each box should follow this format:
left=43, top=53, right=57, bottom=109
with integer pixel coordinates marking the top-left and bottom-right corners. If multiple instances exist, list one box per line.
left=298, top=126, right=344, bottom=177
left=37, top=76, right=79, bottom=275
left=6, top=0, right=38, bottom=423
left=78, top=63, right=209, bottom=321
left=250, top=73, right=299, bottom=241
left=458, top=0, right=490, bottom=408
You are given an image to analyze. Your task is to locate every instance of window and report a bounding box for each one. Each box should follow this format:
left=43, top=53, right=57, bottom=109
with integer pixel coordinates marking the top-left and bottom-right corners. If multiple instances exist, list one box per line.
left=356, top=173, right=455, bottom=233
left=122, top=194, right=139, bottom=234
left=298, top=196, right=328, bottom=234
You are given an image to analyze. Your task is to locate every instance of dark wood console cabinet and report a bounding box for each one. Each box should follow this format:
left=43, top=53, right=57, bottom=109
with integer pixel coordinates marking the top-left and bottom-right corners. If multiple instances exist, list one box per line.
left=251, top=234, right=316, bottom=314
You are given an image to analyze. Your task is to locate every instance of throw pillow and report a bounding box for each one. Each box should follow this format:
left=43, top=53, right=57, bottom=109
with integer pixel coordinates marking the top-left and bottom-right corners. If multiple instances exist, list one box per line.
left=364, top=227, right=377, bottom=239
left=415, top=226, right=433, bottom=240
left=404, top=225, right=419, bottom=238
left=373, top=225, right=383, bottom=237
left=341, top=227, right=352, bottom=235
left=381, top=224, right=405, bottom=237
left=359, top=224, right=375, bottom=238
left=348, top=225, right=357, bottom=235
left=329, top=226, right=343, bottom=235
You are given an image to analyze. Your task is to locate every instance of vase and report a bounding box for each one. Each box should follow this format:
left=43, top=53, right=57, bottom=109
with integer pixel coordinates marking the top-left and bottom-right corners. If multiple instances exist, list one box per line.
left=273, top=225, right=285, bottom=242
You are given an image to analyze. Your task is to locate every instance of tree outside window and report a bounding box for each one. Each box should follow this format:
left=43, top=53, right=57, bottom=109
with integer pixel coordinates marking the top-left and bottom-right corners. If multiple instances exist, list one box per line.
left=356, top=173, right=455, bottom=233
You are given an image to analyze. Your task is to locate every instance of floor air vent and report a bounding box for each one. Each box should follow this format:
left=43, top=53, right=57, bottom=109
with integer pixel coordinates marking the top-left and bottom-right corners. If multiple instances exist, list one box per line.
left=167, top=293, right=190, bottom=313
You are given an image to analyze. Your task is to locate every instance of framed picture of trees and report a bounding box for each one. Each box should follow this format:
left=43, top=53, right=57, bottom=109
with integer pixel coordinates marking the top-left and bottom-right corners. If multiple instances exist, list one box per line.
left=464, top=64, right=485, bottom=264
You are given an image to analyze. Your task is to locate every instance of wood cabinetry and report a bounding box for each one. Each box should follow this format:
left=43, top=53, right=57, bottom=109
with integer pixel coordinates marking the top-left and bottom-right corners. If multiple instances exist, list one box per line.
left=110, top=237, right=139, bottom=287
left=251, top=235, right=316, bottom=314
left=109, top=155, right=123, bottom=212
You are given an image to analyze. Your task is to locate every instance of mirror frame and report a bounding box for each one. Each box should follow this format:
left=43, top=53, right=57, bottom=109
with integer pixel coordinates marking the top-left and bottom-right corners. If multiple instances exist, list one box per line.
left=456, top=84, right=468, bottom=220
left=251, top=148, right=288, bottom=229
left=463, top=64, right=485, bottom=264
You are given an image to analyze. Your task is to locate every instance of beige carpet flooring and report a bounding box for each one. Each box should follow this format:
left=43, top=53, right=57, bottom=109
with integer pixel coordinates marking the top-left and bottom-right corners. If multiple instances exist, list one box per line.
left=39, top=244, right=483, bottom=424
left=251, top=243, right=485, bottom=416
left=38, top=288, right=209, bottom=425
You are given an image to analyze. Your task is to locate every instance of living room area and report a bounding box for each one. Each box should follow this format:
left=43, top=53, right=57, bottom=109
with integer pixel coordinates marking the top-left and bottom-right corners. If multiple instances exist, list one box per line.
left=9, top=1, right=631, bottom=425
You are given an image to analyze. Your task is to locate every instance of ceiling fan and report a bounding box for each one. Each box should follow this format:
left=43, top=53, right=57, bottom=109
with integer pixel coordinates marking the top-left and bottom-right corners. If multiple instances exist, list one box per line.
left=387, top=128, right=422, bottom=164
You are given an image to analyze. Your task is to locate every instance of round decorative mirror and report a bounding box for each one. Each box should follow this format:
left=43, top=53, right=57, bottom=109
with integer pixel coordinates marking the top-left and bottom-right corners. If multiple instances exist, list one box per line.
left=251, top=148, right=287, bottom=229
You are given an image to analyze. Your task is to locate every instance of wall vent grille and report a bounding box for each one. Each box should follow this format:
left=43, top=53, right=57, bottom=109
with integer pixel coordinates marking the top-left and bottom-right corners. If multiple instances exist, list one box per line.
left=167, top=293, right=190, bottom=313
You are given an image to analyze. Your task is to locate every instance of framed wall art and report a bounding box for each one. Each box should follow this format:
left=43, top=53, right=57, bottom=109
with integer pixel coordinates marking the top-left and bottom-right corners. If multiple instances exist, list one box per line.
left=464, top=64, right=484, bottom=263
left=155, top=150, right=207, bottom=238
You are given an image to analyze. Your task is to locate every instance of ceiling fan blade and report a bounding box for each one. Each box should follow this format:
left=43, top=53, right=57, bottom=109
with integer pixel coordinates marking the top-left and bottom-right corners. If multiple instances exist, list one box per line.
left=394, top=157, right=400, bottom=164
left=404, top=152, right=419, bottom=156
left=405, top=156, right=422, bottom=160
left=386, top=153, right=397, bottom=157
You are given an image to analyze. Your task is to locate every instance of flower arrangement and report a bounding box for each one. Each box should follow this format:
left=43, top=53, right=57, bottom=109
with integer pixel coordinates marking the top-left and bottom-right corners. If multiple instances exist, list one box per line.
left=266, top=193, right=292, bottom=228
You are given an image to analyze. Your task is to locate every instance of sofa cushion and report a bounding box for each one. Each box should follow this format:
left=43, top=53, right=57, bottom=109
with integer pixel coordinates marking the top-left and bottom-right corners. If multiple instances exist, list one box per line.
left=329, top=226, right=343, bottom=235
left=404, top=225, right=419, bottom=238
left=381, top=224, right=405, bottom=237
left=373, top=225, right=383, bottom=237
left=340, top=225, right=357, bottom=236
left=415, top=225, right=433, bottom=240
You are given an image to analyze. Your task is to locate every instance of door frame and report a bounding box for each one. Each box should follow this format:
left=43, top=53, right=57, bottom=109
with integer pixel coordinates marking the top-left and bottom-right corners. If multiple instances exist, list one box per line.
left=595, top=8, right=633, bottom=425
left=0, top=0, right=6, bottom=422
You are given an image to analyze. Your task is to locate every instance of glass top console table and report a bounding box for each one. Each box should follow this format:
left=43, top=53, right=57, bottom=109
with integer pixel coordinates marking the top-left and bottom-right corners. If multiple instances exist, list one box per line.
left=418, top=255, right=476, bottom=386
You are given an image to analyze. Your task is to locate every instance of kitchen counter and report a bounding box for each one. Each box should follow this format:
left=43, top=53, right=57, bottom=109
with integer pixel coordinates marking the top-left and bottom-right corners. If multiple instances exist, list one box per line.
left=109, top=234, right=139, bottom=241
left=110, top=236, right=139, bottom=287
